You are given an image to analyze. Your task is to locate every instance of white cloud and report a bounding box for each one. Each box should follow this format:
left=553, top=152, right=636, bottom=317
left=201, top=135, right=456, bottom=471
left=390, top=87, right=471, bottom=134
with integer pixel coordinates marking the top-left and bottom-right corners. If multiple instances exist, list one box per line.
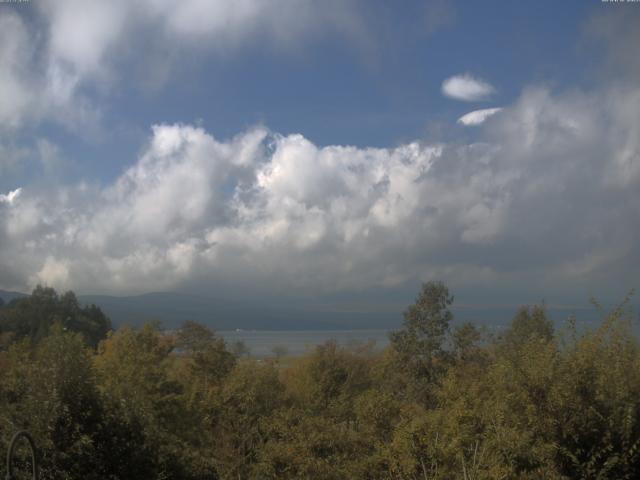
left=457, top=107, right=503, bottom=126
left=33, top=0, right=367, bottom=92
left=0, top=13, right=37, bottom=130
left=32, top=256, right=71, bottom=290
left=0, top=10, right=103, bottom=138
left=0, top=82, right=638, bottom=299
left=0, top=1, right=368, bottom=150
left=41, top=0, right=127, bottom=79
left=1, top=6, right=639, bottom=302
left=442, top=73, right=496, bottom=101
left=0, top=188, right=22, bottom=206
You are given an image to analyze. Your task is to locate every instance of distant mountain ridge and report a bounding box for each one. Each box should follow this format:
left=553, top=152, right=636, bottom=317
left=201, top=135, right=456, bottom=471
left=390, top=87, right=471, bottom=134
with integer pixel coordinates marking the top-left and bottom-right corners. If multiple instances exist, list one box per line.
left=0, top=289, right=398, bottom=330
left=0, top=289, right=28, bottom=303
left=1, top=289, right=617, bottom=331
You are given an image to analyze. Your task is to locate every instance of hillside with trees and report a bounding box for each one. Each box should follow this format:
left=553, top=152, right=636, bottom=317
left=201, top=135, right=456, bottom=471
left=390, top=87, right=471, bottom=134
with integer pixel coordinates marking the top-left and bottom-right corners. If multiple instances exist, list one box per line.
left=0, top=282, right=638, bottom=479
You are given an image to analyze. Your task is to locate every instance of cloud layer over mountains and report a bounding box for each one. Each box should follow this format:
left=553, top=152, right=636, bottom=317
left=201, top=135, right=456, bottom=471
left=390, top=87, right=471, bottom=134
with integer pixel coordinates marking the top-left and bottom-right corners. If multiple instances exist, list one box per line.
left=1, top=84, right=638, bottom=299
left=0, top=2, right=638, bottom=304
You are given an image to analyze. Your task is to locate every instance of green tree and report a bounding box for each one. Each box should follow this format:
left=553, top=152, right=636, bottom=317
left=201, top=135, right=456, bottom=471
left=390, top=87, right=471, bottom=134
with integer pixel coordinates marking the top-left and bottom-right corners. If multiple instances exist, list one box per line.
left=210, top=361, right=284, bottom=479
left=452, top=322, right=483, bottom=363
left=501, top=305, right=553, bottom=351
left=94, top=323, right=194, bottom=479
left=231, top=340, right=250, bottom=358
left=0, top=286, right=111, bottom=348
left=388, top=281, right=454, bottom=402
left=255, top=409, right=369, bottom=480
left=0, top=326, right=152, bottom=479
left=177, top=321, right=236, bottom=386
left=548, top=300, right=640, bottom=479
left=286, top=340, right=371, bottom=421
left=272, top=345, right=289, bottom=362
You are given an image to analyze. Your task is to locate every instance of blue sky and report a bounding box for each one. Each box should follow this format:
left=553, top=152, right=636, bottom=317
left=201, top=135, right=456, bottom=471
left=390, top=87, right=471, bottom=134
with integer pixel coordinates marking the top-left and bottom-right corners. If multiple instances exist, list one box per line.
left=0, top=0, right=639, bottom=317
left=4, top=0, right=597, bottom=183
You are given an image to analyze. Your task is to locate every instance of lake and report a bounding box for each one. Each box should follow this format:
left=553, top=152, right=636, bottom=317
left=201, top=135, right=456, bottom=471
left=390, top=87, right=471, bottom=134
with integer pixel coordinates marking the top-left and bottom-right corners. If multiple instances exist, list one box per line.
left=216, top=310, right=618, bottom=358
left=218, top=329, right=390, bottom=357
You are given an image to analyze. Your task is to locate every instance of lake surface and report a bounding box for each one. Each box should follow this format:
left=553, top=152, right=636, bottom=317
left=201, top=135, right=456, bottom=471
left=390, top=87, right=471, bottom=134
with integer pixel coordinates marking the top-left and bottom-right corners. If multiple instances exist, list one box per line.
left=218, top=329, right=390, bottom=357
left=218, top=314, right=620, bottom=358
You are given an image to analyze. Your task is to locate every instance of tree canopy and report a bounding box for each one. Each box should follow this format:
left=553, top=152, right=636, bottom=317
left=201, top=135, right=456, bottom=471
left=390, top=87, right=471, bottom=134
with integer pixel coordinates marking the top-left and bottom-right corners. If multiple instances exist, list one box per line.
left=0, top=286, right=112, bottom=348
left=1, top=283, right=639, bottom=479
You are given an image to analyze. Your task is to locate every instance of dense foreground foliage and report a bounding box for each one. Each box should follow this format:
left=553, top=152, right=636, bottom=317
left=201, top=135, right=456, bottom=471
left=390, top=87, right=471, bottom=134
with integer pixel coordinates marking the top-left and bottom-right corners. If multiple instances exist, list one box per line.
left=0, top=283, right=639, bottom=479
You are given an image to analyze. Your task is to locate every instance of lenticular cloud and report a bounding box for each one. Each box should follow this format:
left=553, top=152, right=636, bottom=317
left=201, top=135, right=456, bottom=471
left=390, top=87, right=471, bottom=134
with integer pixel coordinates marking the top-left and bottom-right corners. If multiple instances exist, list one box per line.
left=442, top=74, right=496, bottom=101
left=457, top=108, right=503, bottom=126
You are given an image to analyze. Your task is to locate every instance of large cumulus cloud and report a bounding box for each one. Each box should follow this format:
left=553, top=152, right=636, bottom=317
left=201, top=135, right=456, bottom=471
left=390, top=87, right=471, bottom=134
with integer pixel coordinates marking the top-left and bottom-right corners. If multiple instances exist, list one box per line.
left=1, top=83, right=638, bottom=299
left=1, top=2, right=639, bottom=304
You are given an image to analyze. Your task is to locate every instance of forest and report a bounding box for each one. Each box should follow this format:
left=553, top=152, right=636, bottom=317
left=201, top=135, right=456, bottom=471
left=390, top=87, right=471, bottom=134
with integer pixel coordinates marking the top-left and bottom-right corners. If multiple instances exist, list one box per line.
left=0, top=282, right=639, bottom=479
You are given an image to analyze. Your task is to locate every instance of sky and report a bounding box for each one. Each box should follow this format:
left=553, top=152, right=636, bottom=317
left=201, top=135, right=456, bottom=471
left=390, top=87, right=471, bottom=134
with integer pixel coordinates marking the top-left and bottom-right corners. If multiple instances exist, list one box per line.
left=0, top=0, right=639, bottom=317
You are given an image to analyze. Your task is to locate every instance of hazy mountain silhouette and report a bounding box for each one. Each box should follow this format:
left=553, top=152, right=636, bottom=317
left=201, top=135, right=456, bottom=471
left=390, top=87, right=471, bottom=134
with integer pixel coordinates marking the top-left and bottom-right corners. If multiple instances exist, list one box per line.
left=0, top=290, right=397, bottom=330
left=1, top=289, right=608, bottom=331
